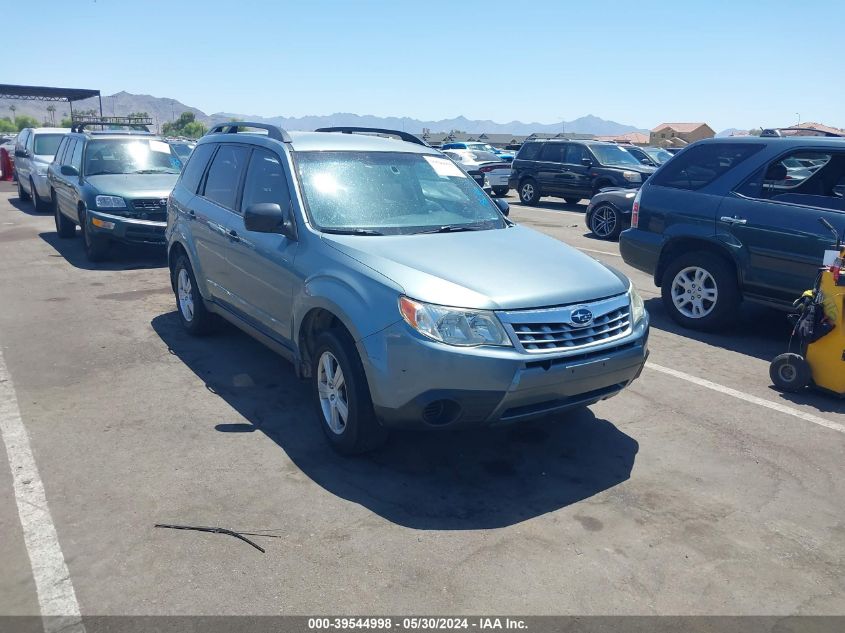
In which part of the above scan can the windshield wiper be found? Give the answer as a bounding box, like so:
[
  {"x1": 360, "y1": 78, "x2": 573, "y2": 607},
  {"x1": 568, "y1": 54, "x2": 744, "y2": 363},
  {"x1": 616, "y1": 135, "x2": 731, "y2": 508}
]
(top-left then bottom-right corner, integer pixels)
[
  {"x1": 415, "y1": 223, "x2": 490, "y2": 234},
  {"x1": 320, "y1": 227, "x2": 384, "y2": 236},
  {"x1": 132, "y1": 169, "x2": 178, "y2": 174}
]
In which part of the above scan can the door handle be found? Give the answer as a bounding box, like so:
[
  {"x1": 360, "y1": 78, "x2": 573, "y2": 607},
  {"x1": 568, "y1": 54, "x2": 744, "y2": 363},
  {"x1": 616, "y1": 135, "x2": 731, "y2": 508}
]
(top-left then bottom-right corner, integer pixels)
[
  {"x1": 185, "y1": 209, "x2": 196, "y2": 220},
  {"x1": 720, "y1": 216, "x2": 747, "y2": 225},
  {"x1": 226, "y1": 229, "x2": 240, "y2": 242}
]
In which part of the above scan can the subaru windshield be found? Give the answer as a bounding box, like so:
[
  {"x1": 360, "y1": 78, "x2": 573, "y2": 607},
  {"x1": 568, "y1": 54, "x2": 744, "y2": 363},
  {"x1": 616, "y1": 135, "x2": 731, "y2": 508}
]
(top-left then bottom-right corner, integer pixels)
[
  {"x1": 84, "y1": 139, "x2": 183, "y2": 176},
  {"x1": 296, "y1": 151, "x2": 506, "y2": 235},
  {"x1": 590, "y1": 144, "x2": 643, "y2": 167}
]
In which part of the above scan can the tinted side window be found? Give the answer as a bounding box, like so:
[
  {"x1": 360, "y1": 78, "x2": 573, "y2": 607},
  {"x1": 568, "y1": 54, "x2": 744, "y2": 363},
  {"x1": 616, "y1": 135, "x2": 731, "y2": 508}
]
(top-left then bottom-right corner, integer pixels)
[
  {"x1": 565, "y1": 144, "x2": 589, "y2": 164},
  {"x1": 202, "y1": 144, "x2": 250, "y2": 210},
  {"x1": 516, "y1": 143, "x2": 541, "y2": 161},
  {"x1": 71, "y1": 140, "x2": 84, "y2": 171},
  {"x1": 62, "y1": 140, "x2": 77, "y2": 166},
  {"x1": 241, "y1": 148, "x2": 291, "y2": 212},
  {"x1": 53, "y1": 138, "x2": 68, "y2": 163},
  {"x1": 539, "y1": 143, "x2": 565, "y2": 162},
  {"x1": 179, "y1": 143, "x2": 216, "y2": 195},
  {"x1": 651, "y1": 143, "x2": 764, "y2": 191},
  {"x1": 17, "y1": 130, "x2": 30, "y2": 150}
]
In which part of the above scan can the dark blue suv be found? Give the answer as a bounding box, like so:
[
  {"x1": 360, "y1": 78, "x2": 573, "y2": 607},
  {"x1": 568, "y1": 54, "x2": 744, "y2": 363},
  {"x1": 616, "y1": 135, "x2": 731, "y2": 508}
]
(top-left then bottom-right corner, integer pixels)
[{"x1": 619, "y1": 137, "x2": 845, "y2": 330}]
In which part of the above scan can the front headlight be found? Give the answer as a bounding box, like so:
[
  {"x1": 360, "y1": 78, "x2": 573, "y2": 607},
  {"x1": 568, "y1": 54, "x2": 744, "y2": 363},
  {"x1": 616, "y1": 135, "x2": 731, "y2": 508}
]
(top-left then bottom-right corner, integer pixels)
[
  {"x1": 629, "y1": 284, "x2": 646, "y2": 324},
  {"x1": 95, "y1": 195, "x2": 126, "y2": 209},
  {"x1": 622, "y1": 170, "x2": 642, "y2": 183},
  {"x1": 399, "y1": 296, "x2": 512, "y2": 347}
]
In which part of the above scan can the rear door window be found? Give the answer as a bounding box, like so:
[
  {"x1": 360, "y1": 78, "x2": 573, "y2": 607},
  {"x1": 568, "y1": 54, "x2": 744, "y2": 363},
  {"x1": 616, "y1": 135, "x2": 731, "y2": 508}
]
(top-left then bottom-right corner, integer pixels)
[
  {"x1": 539, "y1": 143, "x2": 565, "y2": 163},
  {"x1": 651, "y1": 143, "x2": 764, "y2": 190},
  {"x1": 202, "y1": 144, "x2": 250, "y2": 211},
  {"x1": 179, "y1": 143, "x2": 216, "y2": 195}
]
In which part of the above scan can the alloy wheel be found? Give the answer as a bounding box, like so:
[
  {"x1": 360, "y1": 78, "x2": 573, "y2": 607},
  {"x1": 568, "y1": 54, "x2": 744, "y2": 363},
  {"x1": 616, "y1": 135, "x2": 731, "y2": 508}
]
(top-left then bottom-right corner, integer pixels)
[
  {"x1": 177, "y1": 268, "x2": 194, "y2": 322},
  {"x1": 591, "y1": 206, "x2": 617, "y2": 238},
  {"x1": 317, "y1": 351, "x2": 349, "y2": 435},
  {"x1": 670, "y1": 266, "x2": 718, "y2": 318}
]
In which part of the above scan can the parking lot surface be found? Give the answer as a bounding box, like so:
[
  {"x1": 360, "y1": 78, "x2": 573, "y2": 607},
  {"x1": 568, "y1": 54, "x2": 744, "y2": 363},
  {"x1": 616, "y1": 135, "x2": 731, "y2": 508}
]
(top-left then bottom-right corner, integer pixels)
[{"x1": 1, "y1": 182, "x2": 844, "y2": 617}]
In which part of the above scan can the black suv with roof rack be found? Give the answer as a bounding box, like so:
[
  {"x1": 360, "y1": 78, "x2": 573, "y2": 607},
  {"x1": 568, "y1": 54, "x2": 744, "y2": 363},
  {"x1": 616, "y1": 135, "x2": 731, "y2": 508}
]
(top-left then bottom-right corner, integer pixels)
[
  {"x1": 508, "y1": 139, "x2": 657, "y2": 206},
  {"x1": 47, "y1": 116, "x2": 184, "y2": 261}
]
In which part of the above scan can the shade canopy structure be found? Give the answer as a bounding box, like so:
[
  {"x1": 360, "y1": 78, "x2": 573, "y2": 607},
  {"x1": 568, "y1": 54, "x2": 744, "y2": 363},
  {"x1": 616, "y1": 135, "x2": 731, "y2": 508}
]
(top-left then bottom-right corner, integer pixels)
[{"x1": 0, "y1": 84, "x2": 102, "y2": 117}]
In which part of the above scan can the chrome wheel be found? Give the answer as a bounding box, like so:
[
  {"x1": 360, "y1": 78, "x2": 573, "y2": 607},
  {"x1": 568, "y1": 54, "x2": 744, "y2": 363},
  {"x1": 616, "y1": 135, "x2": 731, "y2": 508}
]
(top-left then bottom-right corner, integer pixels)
[
  {"x1": 520, "y1": 182, "x2": 535, "y2": 202},
  {"x1": 317, "y1": 351, "x2": 348, "y2": 435},
  {"x1": 177, "y1": 268, "x2": 194, "y2": 322},
  {"x1": 671, "y1": 266, "x2": 718, "y2": 319},
  {"x1": 590, "y1": 205, "x2": 617, "y2": 238}
]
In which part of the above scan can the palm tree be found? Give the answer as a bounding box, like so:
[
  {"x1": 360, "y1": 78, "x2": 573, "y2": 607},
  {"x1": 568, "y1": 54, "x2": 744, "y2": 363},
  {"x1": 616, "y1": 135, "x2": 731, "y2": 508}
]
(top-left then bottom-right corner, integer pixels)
[
  {"x1": 9, "y1": 104, "x2": 16, "y2": 124},
  {"x1": 46, "y1": 105, "x2": 56, "y2": 125}
]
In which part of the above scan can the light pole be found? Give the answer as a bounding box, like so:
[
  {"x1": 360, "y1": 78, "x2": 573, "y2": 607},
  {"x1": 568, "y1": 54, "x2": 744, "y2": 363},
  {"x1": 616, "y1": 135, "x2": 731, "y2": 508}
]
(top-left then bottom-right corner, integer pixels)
[
  {"x1": 9, "y1": 105, "x2": 16, "y2": 124},
  {"x1": 796, "y1": 112, "x2": 800, "y2": 126}
]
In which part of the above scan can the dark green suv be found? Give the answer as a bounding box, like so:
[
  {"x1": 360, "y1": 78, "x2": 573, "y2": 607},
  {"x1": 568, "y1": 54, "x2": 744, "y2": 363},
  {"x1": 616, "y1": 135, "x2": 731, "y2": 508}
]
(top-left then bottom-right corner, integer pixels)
[{"x1": 47, "y1": 130, "x2": 183, "y2": 261}]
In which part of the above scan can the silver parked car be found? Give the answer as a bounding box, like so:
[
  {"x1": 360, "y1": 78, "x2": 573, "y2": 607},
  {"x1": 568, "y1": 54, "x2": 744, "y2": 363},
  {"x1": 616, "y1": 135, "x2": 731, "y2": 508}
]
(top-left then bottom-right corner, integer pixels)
[
  {"x1": 14, "y1": 127, "x2": 70, "y2": 211},
  {"x1": 167, "y1": 123, "x2": 650, "y2": 454}
]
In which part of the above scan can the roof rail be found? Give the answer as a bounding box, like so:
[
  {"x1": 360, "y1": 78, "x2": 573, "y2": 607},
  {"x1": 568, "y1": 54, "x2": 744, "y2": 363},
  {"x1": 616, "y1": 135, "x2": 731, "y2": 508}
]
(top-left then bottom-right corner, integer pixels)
[
  {"x1": 315, "y1": 126, "x2": 429, "y2": 147},
  {"x1": 70, "y1": 114, "x2": 153, "y2": 133},
  {"x1": 208, "y1": 122, "x2": 292, "y2": 143}
]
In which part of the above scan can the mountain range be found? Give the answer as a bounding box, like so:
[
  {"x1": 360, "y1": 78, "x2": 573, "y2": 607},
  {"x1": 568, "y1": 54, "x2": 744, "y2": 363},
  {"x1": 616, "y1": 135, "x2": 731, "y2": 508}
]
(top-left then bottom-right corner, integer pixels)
[{"x1": 0, "y1": 91, "x2": 648, "y2": 136}]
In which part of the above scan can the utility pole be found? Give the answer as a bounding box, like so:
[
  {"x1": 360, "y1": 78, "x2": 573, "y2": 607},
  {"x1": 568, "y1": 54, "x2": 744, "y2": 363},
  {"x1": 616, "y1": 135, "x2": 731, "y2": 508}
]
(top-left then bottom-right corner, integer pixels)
[
  {"x1": 9, "y1": 105, "x2": 16, "y2": 124},
  {"x1": 795, "y1": 112, "x2": 800, "y2": 126}
]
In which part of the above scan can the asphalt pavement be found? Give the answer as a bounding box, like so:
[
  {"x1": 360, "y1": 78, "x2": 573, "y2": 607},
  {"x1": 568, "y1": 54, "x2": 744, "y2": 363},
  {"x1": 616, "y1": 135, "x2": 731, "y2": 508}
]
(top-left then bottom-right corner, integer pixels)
[{"x1": 1, "y1": 182, "x2": 843, "y2": 619}]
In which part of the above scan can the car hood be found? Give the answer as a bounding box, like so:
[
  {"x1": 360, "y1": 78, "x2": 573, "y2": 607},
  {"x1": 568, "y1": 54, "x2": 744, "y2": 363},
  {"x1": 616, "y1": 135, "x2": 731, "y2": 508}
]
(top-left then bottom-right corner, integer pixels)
[
  {"x1": 85, "y1": 173, "x2": 179, "y2": 198},
  {"x1": 322, "y1": 225, "x2": 629, "y2": 310}
]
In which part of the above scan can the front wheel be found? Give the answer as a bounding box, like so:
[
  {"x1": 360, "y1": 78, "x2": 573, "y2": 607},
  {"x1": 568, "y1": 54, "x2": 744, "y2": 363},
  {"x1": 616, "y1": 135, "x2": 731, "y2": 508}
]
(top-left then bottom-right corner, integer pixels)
[
  {"x1": 492, "y1": 187, "x2": 509, "y2": 197},
  {"x1": 31, "y1": 179, "x2": 48, "y2": 212},
  {"x1": 17, "y1": 178, "x2": 30, "y2": 202},
  {"x1": 312, "y1": 329, "x2": 387, "y2": 455},
  {"x1": 54, "y1": 194, "x2": 76, "y2": 238},
  {"x1": 769, "y1": 353, "x2": 811, "y2": 393},
  {"x1": 588, "y1": 203, "x2": 622, "y2": 240},
  {"x1": 81, "y1": 212, "x2": 110, "y2": 262},
  {"x1": 519, "y1": 179, "x2": 541, "y2": 206},
  {"x1": 564, "y1": 196, "x2": 581, "y2": 205},
  {"x1": 660, "y1": 251, "x2": 739, "y2": 331}
]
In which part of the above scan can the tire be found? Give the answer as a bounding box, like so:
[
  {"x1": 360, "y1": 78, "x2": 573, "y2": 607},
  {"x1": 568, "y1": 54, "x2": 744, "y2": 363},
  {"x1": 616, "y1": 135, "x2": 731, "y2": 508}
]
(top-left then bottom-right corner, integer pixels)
[
  {"x1": 312, "y1": 329, "x2": 388, "y2": 455},
  {"x1": 588, "y1": 203, "x2": 622, "y2": 240},
  {"x1": 493, "y1": 187, "x2": 509, "y2": 197},
  {"x1": 172, "y1": 254, "x2": 215, "y2": 336},
  {"x1": 31, "y1": 179, "x2": 48, "y2": 212},
  {"x1": 54, "y1": 193, "x2": 76, "y2": 238},
  {"x1": 564, "y1": 196, "x2": 581, "y2": 205},
  {"x1": 17, "y1": 178, "x2": 30, "y2": 202},
  {"x1": 81, "y1": 210, "x2": 110, "y2": 262},
  {"x1": 660, "y1": 251, "x2": 740, "y2": 331},
  {"x1": 518, "y1": 179, "x2": 541, "y2": 205},
  {"x1": 769, "y1": 353, "x2": 811, "y2": 393}
]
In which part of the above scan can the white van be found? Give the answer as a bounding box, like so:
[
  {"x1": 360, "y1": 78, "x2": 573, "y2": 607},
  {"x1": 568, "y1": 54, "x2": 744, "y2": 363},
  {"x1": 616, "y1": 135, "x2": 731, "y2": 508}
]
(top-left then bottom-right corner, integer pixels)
[{"x1": 15, "y1": 127, "x2": 70, "y2": 210}]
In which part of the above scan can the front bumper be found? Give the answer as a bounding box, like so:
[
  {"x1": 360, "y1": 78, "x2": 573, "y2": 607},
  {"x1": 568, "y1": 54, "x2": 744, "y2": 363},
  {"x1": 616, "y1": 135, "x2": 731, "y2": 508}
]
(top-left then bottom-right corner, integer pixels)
[
  {"x1": 360, "y1": 316, "x2": 649, "y2": 429},
  {"x1": 86, "y1": 209, "x2": 166, "y2": 245}
]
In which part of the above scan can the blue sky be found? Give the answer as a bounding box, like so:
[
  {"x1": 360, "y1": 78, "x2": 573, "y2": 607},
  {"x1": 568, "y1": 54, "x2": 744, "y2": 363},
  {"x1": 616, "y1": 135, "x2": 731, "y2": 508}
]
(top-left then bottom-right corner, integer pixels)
[{"x1": 6, "y1": 0, "x2": 844, "y2": 131}]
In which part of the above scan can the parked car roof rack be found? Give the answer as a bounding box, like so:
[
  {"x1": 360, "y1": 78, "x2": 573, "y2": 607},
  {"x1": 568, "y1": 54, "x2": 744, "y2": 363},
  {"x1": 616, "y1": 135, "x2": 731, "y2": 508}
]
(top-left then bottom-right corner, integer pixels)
[
  {"x1": 70, "y1": 114, "x2": 153, "y2": 133},
  {"x1": 315, "y1": 126, "x2": 429, "y2": 147},
  {"x1": 208, "y1": 122, "x2": 292, "y2": 143}
]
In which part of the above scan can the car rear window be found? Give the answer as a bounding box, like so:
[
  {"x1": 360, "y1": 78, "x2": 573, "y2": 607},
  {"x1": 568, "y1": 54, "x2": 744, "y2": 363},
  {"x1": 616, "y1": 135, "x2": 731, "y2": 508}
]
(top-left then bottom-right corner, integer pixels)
[{"x1": 650, "y1": 143, "x2": 764, "y2": 191}]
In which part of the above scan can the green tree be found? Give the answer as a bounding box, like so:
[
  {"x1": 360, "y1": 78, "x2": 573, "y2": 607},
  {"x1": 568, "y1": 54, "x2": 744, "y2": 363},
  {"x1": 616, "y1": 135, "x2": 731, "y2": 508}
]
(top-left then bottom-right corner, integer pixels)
[
  {"x1": 161, "y1": 111, "x2": 207, "y2": 139},
  {"x1": 60, "y1": 117, "x2": 73, "y2": 128},
  {"x1": 0, "y1": 117, "x2": 15, "y2": 133},
  {"x1": 14, "y1": 115, "x2": 39, "y2": 131}
]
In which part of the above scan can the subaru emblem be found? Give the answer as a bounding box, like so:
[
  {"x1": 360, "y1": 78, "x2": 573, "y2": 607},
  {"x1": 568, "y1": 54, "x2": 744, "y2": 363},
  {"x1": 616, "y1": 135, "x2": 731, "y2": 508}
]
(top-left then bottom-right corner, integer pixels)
[
  {"x1": 570, "y1": 307, "x2": 594, "y2": 327},
  {"x1": 159, "y1": 198, "x2": 168, "y2": 206}
]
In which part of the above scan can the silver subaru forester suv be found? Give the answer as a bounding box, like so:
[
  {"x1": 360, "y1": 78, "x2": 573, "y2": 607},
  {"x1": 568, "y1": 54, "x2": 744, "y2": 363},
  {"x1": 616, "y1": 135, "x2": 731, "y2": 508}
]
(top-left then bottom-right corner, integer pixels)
[{"x1": 166, "y1": 123, "x2": 649, "y2": 454}]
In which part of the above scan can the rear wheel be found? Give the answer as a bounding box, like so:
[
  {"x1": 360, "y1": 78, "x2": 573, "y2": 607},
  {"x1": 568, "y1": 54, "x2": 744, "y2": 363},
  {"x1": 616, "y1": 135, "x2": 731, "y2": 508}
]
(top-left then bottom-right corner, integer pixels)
[
  {"x1": 660, "y1": 251, "x2": 739, "y2": 331},
  {"x1": 588, "y1": 203, "x2": 622, "y2": 240},
  {"x1": 312, "y1": 329, "x2": 387, "y2": 455},
  {"x1": 769, "y1": 353, "x2": 811, "y2": 393},
  {"x1": 54, "y1": 193, "x2": 76, "y2": 238},
  {"x1": 81, "y1": 211, "x2": 110, "y2": 262},
  {"x1": 31, "y1": 179, "x2": 48, "y2": 212},
  {"x1": 519, "y1": 179, "x2": 541, "y2": 205},
  {"x1": 564, "y1": 196, "x2": 581, "y2": 205},
  {"x1": 493, "y1": 187, "x2": 509, "y2": 197},
  {"x1": 17, "y1": 178, "x2": 30, "y2": 202},
  {"x1": 173, "y1": 254, "x2": 215, "y2": 336}
]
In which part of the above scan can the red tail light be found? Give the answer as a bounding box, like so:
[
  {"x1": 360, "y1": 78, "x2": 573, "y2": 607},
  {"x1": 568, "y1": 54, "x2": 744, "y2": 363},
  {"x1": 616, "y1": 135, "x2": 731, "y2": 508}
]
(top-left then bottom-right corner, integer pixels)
[
  {"x1": 833, "y1": 256, "x2": 843, "y2": 283},
  {"x1": 479, "y1": 164, "x2": 507, "y2": 173},
  {"x1": 631, "y1": 189, "x2": 642, "y2": 228}
]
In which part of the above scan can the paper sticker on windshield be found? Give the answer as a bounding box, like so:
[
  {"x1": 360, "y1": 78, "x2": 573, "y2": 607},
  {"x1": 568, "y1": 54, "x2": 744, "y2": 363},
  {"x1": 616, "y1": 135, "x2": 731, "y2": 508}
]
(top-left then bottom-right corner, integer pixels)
[
  {"x1": 424, "y1": 155, "x2": 466, "y2": 178},
  {"x1": 150, "y1": 140, "x2": 171, "y2": 154}
]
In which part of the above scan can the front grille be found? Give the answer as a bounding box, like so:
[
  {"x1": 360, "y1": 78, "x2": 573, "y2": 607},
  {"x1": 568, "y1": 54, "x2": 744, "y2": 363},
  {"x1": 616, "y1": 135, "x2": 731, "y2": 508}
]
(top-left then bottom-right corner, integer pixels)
[
  {"x1": 500, "y1": 294, "x2": 632, "y2": 354},
  {"x1": 129, "y1": 198, "x2": 167, "y2": 222}
]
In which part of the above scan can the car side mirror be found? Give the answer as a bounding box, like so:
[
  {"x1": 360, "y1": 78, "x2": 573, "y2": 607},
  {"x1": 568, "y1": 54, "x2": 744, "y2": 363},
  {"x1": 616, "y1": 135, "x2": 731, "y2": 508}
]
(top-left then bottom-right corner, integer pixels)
[
  {"x1": 641, "y1": 159, "x2": 650, "y2": 165},
  {"x1": 60, "y1": 165, "x2": 79, "y2": 177},
  {"x1": 581, "y1": 157, "x2": 593, "y2": 167},
  {"x1": 494, "y1": 197, "x2": 510, "y2": 216},
  {"x1": 15, "y1": 148, "x2": 29, "y2": 158},
  {"x1": 244, "y1": 202, "x2": 297, "y2": 240}
]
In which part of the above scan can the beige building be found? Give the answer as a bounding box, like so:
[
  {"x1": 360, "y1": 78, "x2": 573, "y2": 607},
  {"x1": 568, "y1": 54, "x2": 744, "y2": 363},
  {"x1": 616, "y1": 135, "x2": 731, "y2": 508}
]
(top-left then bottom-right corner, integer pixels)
[{"x1": 649, "y1": 122, "x2": 715, "y2": 148}]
